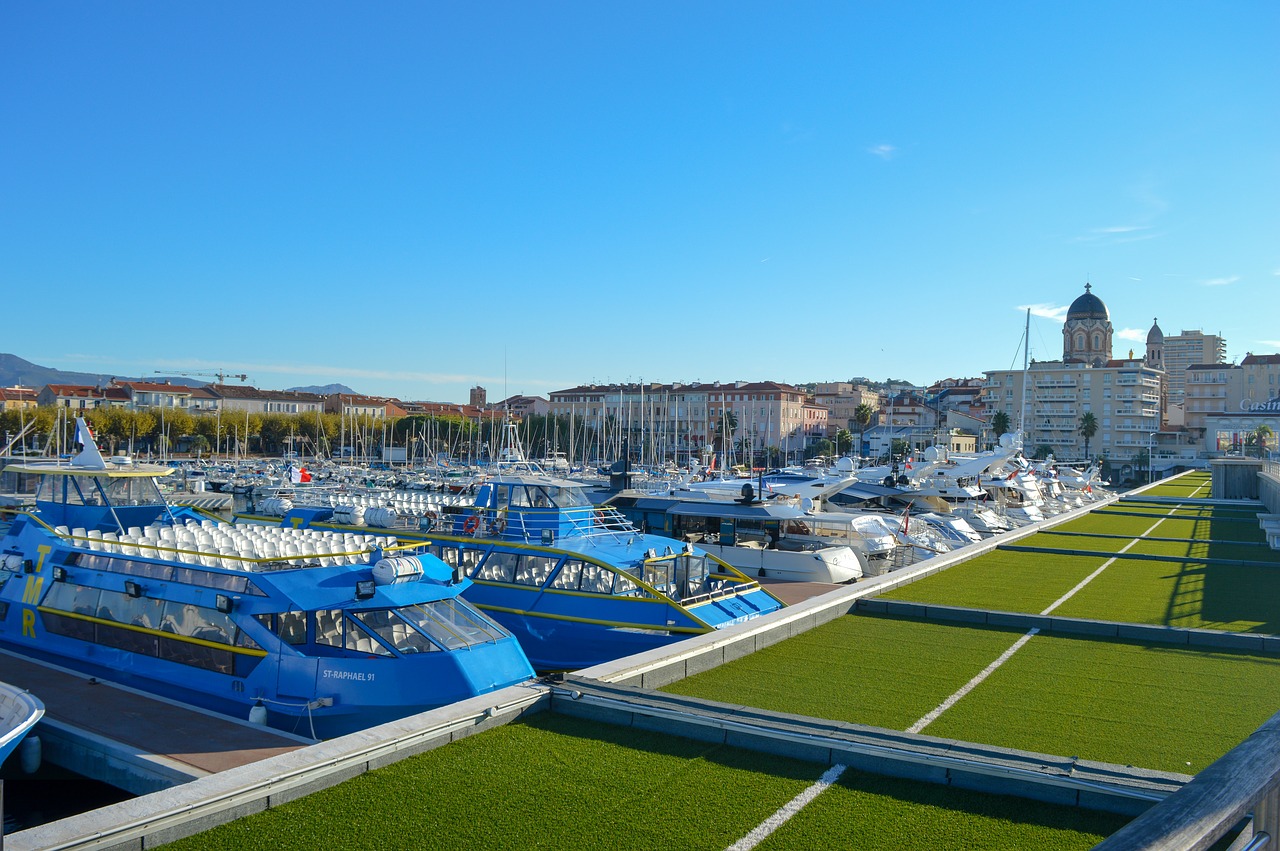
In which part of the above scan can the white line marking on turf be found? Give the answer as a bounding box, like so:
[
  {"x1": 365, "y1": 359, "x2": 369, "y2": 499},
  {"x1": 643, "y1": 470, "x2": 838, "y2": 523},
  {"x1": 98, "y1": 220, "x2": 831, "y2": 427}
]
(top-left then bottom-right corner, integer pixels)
[
  {"x1": 726, "y1": 490, "x2": 1205, "y2": 847},
  {"x1": 1040, "y1": 515, "x2": 1167, "y2": 614},
  {"x1": 907, "y1": 627, "x2": 1040, "y2": 734},
  {"x1": 726, "y1": 763, "x2": 847, "y2": 851},
  {"x1": 907, "y1": 504, "x2": 1182, "y2": 734}
]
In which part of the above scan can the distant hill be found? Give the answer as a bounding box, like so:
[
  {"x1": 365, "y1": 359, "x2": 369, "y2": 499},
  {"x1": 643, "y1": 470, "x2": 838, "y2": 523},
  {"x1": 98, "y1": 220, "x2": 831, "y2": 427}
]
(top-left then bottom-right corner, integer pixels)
[
  {"x1": 287, "y1": 383, "x2": 358, "y2": 396},
  {"x1": 1, "y1": 354, "x2": 229, "y2": 390},
  {"x1": 0, "y1": 353, "x2": 113, "y2": 388}
]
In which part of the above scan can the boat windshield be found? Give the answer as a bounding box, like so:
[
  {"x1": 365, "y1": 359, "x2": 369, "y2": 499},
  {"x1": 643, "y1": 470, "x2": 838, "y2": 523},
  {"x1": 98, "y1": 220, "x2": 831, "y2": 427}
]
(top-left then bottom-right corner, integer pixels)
[
  {"x1": 353, "y1": 600, "x2": 508, "y2": 654},
  {"x1": 501, "y1": 484, "x2": 591, "y2": 509},
  {"x1": 36, "y1": 474, "x2": 165, "y2": 508}
]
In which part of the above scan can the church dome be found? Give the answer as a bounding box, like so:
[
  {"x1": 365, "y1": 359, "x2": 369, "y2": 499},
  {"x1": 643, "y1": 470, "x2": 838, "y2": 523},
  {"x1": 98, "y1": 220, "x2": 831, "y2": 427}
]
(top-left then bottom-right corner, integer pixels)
[
  {"x1": 1147, "y1": 318, "x2": 1164, "y2": 343},
  {"x1": 1066, "y1": 283, "x2": 1109, "y2": 320}
]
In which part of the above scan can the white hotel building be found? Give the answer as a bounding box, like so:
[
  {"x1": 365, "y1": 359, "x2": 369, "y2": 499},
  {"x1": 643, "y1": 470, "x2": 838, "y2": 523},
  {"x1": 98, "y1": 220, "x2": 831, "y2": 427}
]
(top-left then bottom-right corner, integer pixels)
[{"x1": 982, "y1": 284, "x2": 1163, "y2": 468}]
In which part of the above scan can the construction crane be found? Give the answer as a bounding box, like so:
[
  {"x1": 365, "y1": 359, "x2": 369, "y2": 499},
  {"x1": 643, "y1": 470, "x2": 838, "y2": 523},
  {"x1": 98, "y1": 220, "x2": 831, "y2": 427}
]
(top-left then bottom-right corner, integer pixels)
[{"x1": 154, "y1": 370, "x2": 249, "y2": 385}]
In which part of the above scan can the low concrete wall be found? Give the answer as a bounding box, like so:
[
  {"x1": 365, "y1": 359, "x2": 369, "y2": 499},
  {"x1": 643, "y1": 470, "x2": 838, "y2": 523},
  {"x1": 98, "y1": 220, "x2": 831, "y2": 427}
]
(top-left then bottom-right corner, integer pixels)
[
  {"x1": 1260, "y1": 465, "x2": 1280, "y2": 516},
  {"x1": 553, "y1": 676, "x2": 1184, "y2": 817},
  {"x1": 37, "y1": 719, "x2": 207, "y2": 797},
  {"x1": 857, "y1": 599, "x2": 1280, "y2": 654},
  {"x1": 1212, "y1": 458, "x2": 1264, "y2": 500},
  {"x1": 7, "y1": 684, "x2": 549, "y2": 851}
]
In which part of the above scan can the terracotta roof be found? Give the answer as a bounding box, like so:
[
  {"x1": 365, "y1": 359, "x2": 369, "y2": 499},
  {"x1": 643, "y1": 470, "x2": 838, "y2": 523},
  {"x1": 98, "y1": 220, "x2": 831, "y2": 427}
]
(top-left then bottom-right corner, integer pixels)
[
  {"x1": 1242, "y1": 354, "x2": 1280, "y2": 365},
  {"x1": 551, "y1": 380, "x2": 803, "y2": 396},
  {"x1": 42, "y1": 384, "x2": 104, "y2": 397},
  {"x1": 116, "y1": 381, "x2": 193, "y2": 394},
  {"x1": 209, "y1": 385, "x2": 324, "y2": 403}
]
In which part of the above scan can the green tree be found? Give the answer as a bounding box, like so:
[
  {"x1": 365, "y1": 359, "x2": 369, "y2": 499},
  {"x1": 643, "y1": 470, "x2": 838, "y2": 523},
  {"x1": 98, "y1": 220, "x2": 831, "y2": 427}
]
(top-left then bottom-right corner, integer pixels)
[
  {"x1": 189, "y1": 433, "x2": 210, "y2": 457},
  {"x1": 1078, "y1": 411, "x2": 1099, "y2": 462},
  {"x1": 1032, "y1": 444, "x2": 1055, "y2": 461},
  {"x1": 258, "y1": 414, "x2": 292, "y2": 455},
  {"x1": 805, "y1": 439, "x2": 835, "y2": 460},
  {"x1": 992, "y1": 411, "x2": 1011, "y2": 439},
  {"x1": 835, "y1": 429, "x2": 853, "y2": 455},
  {"x1": 853, "y1": 403, "x2": 874, "y2": 458}
]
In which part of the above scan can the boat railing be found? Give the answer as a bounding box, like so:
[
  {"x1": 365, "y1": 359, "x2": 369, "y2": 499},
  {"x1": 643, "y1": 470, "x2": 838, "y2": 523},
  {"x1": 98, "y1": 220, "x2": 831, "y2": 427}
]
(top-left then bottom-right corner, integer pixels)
[
  {"x1": 481, "y1": 504, "x2": 639, "y2": 546},
  {"x1": 674, "y1": 577, "x2": 763, "y2": 607}
]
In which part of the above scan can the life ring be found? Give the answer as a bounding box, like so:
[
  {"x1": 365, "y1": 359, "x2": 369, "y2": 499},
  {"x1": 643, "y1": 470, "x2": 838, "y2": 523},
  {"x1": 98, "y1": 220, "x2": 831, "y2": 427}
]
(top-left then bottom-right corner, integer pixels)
[{"x1": 463, "y1": 516, "x2": 480, "y2": 535}]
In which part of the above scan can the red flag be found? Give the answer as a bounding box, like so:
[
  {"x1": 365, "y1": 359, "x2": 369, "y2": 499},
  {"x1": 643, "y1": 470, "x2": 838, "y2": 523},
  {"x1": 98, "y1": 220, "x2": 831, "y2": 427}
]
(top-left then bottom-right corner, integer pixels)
[{"x1": 300, "y1": 467, "x2": 312, "y2": 483}]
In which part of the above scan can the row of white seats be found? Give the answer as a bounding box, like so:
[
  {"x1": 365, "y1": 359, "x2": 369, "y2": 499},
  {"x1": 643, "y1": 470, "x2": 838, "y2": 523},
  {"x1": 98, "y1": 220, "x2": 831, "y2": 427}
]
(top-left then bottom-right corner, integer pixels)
[{"x1": 57, "y1": 522, "x2": 397, "y2": 570}]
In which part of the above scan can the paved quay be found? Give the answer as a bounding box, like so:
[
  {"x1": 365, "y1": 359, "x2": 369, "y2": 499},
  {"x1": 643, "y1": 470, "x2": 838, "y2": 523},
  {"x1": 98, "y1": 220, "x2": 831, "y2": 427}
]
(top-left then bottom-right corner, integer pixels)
[{"x1": 0, "y1": 649, "x2": 310, "y2": 795}]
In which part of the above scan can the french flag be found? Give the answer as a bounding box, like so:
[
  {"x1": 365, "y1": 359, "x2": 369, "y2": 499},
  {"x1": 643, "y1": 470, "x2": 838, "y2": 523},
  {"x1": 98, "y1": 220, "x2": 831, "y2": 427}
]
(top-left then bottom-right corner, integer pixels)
[{"x1": 76, "y1": 419, "x2": 96, "y2": 447}]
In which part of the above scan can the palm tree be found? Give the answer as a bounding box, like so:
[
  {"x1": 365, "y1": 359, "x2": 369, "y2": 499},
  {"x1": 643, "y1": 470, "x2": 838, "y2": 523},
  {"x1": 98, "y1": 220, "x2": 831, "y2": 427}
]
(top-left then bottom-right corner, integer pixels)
[
  {"x1": 1078, "y1": 412, "x2": 1099, "y2": 462},
  {"x1": 1248, "y1": 424, "x2": 1274, "y2": 458},
  {"x1": 992, "y1": 411, "x2": 1011, "y2": 439},
  {"x1": 853, "y1": 403, "x2": 874, "y2": 460},
  {"x1": 713, "y1": 409, "x2": 738, "y2": 458}
]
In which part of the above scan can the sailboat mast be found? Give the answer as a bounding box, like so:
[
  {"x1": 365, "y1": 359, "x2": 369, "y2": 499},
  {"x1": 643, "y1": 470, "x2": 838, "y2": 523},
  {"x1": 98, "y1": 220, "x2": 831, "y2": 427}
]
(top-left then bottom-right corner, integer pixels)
[{"x1": 1018, "y1": 307, "x2": 1031, "y2": 441}]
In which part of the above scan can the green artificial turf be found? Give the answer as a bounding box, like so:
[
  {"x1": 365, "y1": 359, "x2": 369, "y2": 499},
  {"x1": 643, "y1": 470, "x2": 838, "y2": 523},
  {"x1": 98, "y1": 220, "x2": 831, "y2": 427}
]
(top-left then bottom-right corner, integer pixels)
[
  {"x1": 884, "y1": 534, "x2": 1280, "y2": 631},
  {"x1": 880, "y1": 549, "x2": 1105, "y2": 613},
  {"x1": 165, "y1": 712, "x2": 820, "y2": 851},
  {"x1": 1050, "y1": 559, "x2": 1280, "y2": 633},
  {"x1": 757, "y1": 767, "x2": 1127, "y2": 851},
  {"x1": 1052, "y1": 513, "x2": 1173, "y2": 537},
  {"x1": 924, "y1": 633, "x2": 1280, "y2": 774},
  {"x1": 161, "y1": 710, "x2": 1127, "y2": 851},
  {"x1": 1130, "y1": 538, "x2": 1280, "y2": 565},
  {"x1": 662, "y1": 613, "x2": 1029, "y2": 730}
]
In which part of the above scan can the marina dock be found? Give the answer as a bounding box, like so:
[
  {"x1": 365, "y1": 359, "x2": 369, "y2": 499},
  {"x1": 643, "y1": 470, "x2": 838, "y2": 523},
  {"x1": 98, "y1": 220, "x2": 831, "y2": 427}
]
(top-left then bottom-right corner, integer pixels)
[{"x1": 0, "y1": 650, "x2": 309, "y2": 795}]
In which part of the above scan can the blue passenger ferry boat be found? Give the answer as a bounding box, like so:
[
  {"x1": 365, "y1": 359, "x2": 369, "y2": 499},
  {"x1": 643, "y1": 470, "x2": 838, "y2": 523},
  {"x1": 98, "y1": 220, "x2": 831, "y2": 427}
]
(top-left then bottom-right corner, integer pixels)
[
  {"x1": 0, "y1": 421, "x2": 534, "y2": 739},
  {"x1": 253, "y1": 427, "x2": 785, "y2": 671}
]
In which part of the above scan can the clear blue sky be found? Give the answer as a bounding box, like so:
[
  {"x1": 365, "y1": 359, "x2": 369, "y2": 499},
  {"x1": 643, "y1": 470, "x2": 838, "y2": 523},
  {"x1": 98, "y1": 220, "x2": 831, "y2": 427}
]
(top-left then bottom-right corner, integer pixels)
[{"x1": 3, "y1": 2, "x2": 1276, "y2": 401}]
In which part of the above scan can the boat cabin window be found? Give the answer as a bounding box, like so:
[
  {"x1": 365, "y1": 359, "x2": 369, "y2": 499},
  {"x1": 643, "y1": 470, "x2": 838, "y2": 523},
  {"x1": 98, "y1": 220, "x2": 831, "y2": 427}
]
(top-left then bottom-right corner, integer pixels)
[
  {"x1": 313, "y1": 609, "x2": 393, "y2": 656},
  {"x1": 427, "y1": 545, "x2": 482, "y2": 581},
  {"x1": 69, "y1": 555, "x2": 266, "y2": 596},
  {"x1": 277, "y1": 611, "x2": 307, "y2": 645},
  {"x1": 547, "y1": 559, "x2": 644, "y2": 596},
  {"x1": 549, "y1": 560, "x2": 613, "y2": 594},
  {"x1": 548, "y1": 486, "x2": 589, "y2": 508},
  {"x1": 353, "y1": 609, "x2": 440, "y2": 654},
  {"x1": 37, "y1": 474, "x2": 164, "y2": 507},
  {"x1": 473, "y1": 549, "x2": 562, "y2": 587},
  {"x1": 42, "y1": 582, "x2": 261, "y2": 675},
  {"x1": 643, "y1": 553, "x2": 711, "y2": 599},
  {"x1": 549, "y1": 559, "x2": 581, "y2": 590},
  {"x1": 474, "y1": 551, "x2": 518, "y2": 583},
  {"x1": 512, "y1": 554, "x2": 559, "y2": 587},
  {"x1": 396, "y1": 600, "x2": 508, "y2": 650}
]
